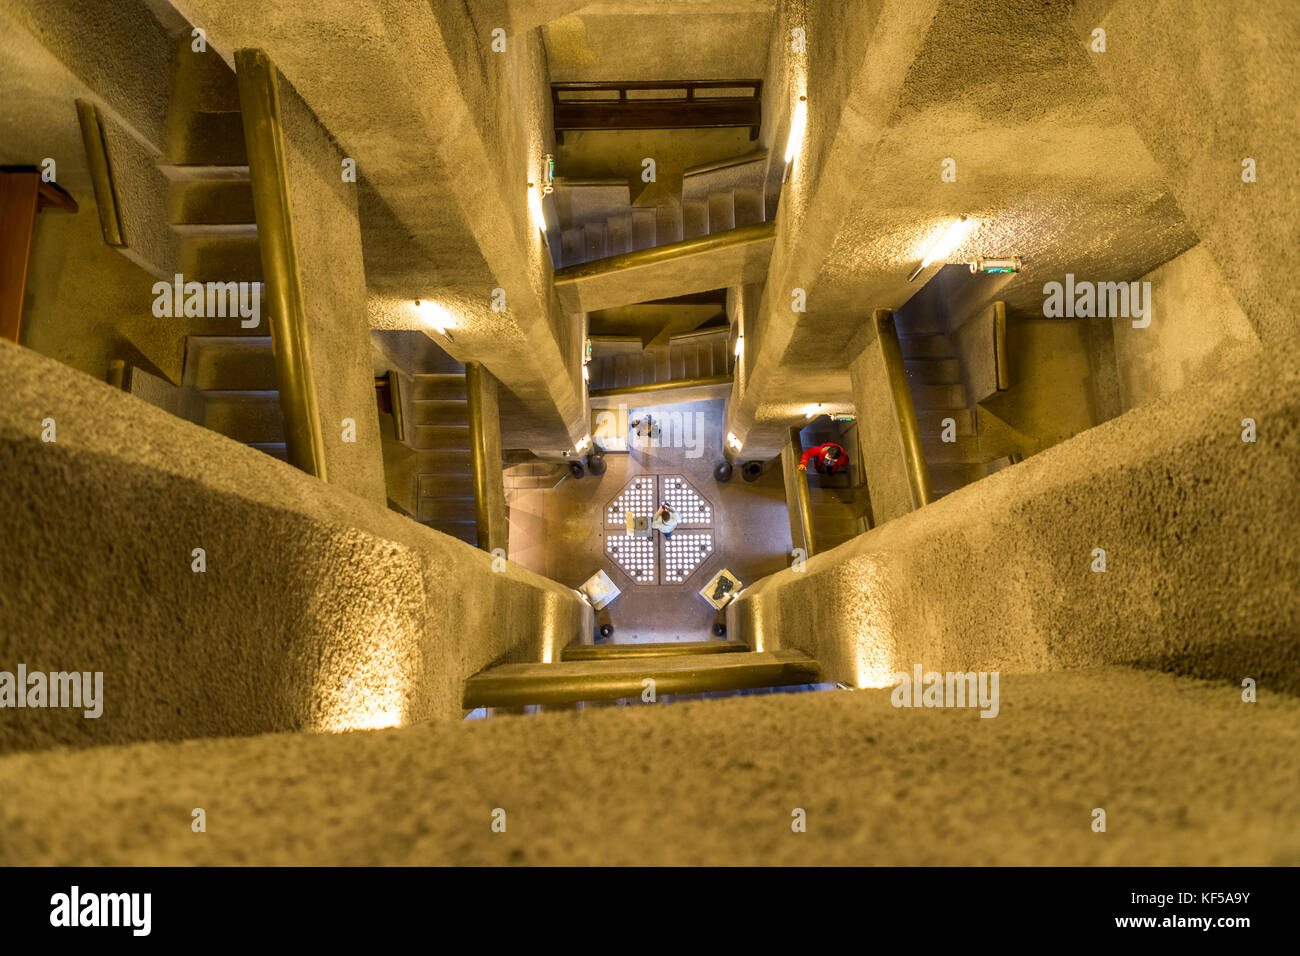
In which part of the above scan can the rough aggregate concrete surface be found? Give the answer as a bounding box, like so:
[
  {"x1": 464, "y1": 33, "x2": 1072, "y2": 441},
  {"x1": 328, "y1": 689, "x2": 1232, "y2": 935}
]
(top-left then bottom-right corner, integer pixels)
[{"x1": 0, "y1": 669, "x2": 1295, "y2": 866}]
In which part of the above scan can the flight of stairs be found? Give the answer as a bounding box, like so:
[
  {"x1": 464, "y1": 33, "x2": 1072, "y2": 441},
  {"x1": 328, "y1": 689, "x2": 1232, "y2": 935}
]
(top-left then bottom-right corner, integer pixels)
[
  {"x1": 553, "y1": 152, "x2": 771, "y2": 268},
  {"x1": 163, "y1": 42, "x2": 277, "y2": 458},
  {"x1": 410, "y1": 371, "x2": 477, "y2": 545},
  {"x1": 587, "y1": 327, "x2": 731, "y2": 393},
  {"x1": 900, "y1": 332, "x2": 1002, "y2": 499},
  {"x1": 161, "y1": 40, "x2": 262, "y2": 291},
  {"x1": 180, "y1": 335, "x2": 284, "y2": 460}
]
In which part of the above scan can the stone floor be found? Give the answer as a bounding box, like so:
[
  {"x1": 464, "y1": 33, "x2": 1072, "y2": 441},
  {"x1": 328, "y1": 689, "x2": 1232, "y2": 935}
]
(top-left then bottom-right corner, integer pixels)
[{"x1": 506, "y1": 398, "x2": 792, "y2": 642}]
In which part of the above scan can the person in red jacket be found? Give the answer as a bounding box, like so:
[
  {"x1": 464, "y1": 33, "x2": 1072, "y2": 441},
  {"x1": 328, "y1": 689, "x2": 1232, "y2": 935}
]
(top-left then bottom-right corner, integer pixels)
[{"x1": 798, "y1": 442, "x2": 847, "y2": 475}]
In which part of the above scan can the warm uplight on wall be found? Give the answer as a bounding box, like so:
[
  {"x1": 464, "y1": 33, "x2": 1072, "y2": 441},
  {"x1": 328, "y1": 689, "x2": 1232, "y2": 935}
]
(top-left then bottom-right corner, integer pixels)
[
  {"x1": 784, "y1": 95, "x2": 808, "y2": 166},
  {"x1": 803, "y1": 403, "x2": 824, "y2": 419},
  {"x1": 909, "y1": 216, "x2": 972, "y2": 281},
  {"x1": 528, "y1": 182, "x2": 546, "y2": 232},
  {"x1": 582, "y1": 363, "x2": 590, "y2": 382},
  {"x1": 414, "y1": 299, "x2": 455, "y2": 343},
  {"x1": 727, "y1": 432, "x2": 743, "y2": 452},
  {"x1": 576, "y1": 435, "x2": 591, "y2": 453},
  {"x1": 734, "y1": 335, "x2": 744, "y2": 359}
]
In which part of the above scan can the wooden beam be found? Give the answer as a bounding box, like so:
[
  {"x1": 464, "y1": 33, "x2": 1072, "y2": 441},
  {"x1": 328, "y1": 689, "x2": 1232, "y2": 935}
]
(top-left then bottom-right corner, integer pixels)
[{"x1": 0, "y1": 170, "x2": 78, "y2": 344}]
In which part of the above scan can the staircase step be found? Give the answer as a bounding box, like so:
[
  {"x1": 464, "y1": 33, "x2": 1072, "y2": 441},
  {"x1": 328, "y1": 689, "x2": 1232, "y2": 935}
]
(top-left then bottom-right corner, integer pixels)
[
  {"x1": 427, "y1": 520, "x2": 478, "y2": 545},
  {"x1": 582, "y1": 221, "x2": 606, "y2": 261},
  {"x1": 411, "y1": 374, "x2": 467, "y2": 401},
  {"x1": 412, "y1": 424, "x2": 470, "y2": 452},
  {"x1": 248, "y1": 441, "x2": 288, "y2": 462},
  {"x1": 909, "y1": 383, "x2": 967, "y2": 409},
  {"x1": 733, "y1": 186, "x2": 765, "y2": 227},
  {"x1": 630, "y1": 208, "x2": 656, "y2": 250},
  {"x1": 179, "y1": 234, "x2": 262, "y2": 282},
  {"x1": 904, "y1": 357, "x2": 961, "y2": 385},
  {"x1": 922, "y1": 434, "x2": 987, "y2": 464},
  {"x1": 681, "y1": 200, "x2": 708, "y2": 239},
  {"x1": 182, "y1": 335, "x2": 275, "y2": 390},
  {"x1": 418, "y1": 474, "x2": 475, "y2": 498},
  {"x1": 564, "y1": 640, "x2": 750, "y2": 660},
  {"x1": 199, "y1": 389, "x2": 283, "y2": 444},
  {"x1": 168, "y1": 178, "x2": 255, "y2": 225},
  {"x1": 606, "y1": 214, "x2": 631, "y2": 256},
  {"x1": 410, "y1": 400, "x2": 469, "y2": 427},
  {"x1": 463, "y1": 649, "x2": 822, "y2": 708},
  {"x1": 898, "y1": 334, "x2": 955, "y2": 360},
  {"x1": 655, "y1": 203, "x2": 682, "y2": 245},
  {"x1": 418, "y1": 496, "x2": 476, "y2": 522},
  {"x1": 414, "y1": 449, "x2": 473, "y2": 474},
  {"x1": 156, "y1": 164, "x2": 251, "y2": 182},
  {"x1": 928, "y1": 461, "x2": 986, "y2": 496},
  {"x1": 561, "y1": 227, "x2": 583, "y2": 265},
  {"x1": 162, "y1": 109, "x2": 249, "y2": 166},
  {"x1": 707, "y1": 191, "x2": 736, "y2": 233},
  {"x1": 916, "y1": 408, "x2": 974, "y2": 437}
]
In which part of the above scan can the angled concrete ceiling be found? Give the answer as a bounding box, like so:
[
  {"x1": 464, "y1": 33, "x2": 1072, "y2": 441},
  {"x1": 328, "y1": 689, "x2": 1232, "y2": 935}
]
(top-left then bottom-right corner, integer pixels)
[{"x1": 729, "y1": 0, "x2": 1200, "y2": 454}]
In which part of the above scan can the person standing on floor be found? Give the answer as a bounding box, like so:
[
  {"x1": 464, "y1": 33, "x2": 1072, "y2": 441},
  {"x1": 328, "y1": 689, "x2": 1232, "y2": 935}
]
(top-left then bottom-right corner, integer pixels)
[{"x1": 652, "y1": 502, "x2": 680, "y2": 539}]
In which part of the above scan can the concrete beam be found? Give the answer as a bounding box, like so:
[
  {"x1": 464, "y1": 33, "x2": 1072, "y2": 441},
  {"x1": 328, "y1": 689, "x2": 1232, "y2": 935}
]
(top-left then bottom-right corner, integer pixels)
[{"x1": 1070, "y1": 0, "x2": 1300, "y2": 347}]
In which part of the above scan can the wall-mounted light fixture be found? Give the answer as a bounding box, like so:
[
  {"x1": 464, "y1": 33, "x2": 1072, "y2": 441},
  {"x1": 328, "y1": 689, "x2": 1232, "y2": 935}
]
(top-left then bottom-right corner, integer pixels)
[
  {"x1": 802, "y1": 403, "x2": 824, "y2": 419},
  {"x1": 968, "y1": 257, "x2": 1021, "y2": 275},
  {"x1": 726, "y1": 432, "x2": 743, "y2": 452},
  {"x1": 782, "y1": 95, "x2": 808, "y2": 183},
  {"x1": 542, "y1": 154, "x2": 555, "y2": 195},
  {"x1": 414, "y1": 299, "x2": 454, "y2": 343},
  {"x1": 908, "y1": 216, "x2": 972, "y2": 282},
  {"x1": 734, "y1": 334, "x2": 744, "y2": 359}
]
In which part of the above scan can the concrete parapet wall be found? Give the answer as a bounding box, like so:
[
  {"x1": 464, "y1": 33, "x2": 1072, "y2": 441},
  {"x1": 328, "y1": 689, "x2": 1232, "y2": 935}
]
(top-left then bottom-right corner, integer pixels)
[
  {"x1": 731, "y1": 342, "x2": 1300, "y2": 692},
  {"x1": 0, "y1": 342, "x2": 589, "y2": 752}
]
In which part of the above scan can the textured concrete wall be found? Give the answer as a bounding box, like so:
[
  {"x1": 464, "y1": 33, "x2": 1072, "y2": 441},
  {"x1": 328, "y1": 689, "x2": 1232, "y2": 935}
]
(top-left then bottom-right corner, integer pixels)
[
  {"x1": 272, "y1": 69, "x2": 387, "y2": 506},
  {"x1": 732, "y1": 340, "x2": 1300, "y2": 692},
  {"x1": 0, "y1": 342, "x2": 590, "y2": 752},
  {"x1": 2, "y1": 668, "x2": 1296, "y2": 865},
  {"x1": 1073, "y1": 0, "x2": 1300, "y2": 347},
  {"x1": 1113, "y1": 244, "x2": 1261, "y2": 413}
]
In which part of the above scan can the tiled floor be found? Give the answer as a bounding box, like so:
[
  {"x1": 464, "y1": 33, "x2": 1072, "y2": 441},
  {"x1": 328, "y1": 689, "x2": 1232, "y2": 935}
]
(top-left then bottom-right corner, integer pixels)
[{"x1": 506, "y1": 399, "x2": 793, "y2": 642}]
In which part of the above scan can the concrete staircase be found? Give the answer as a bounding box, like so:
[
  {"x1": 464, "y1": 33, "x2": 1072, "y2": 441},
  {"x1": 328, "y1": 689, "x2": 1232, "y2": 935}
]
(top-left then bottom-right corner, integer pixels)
[
  {"x1": 180, "y1": 335, "x2": 284, "y2": 460},
  {"x1": 899, "y1": 332, "x2": 1007, "y2": 499},
  {"x1": 410, "y1": 371, "x2": 477, "y2": 545},
  {"x1": 587, "y1": 327, "x2": 731, "y2": 394},
  {"x1": 553, "y1": 152, "x2": 770, "y2": 268},
  {"x1": 160, "y1": 41, "x2": 262, "y2": 287}
]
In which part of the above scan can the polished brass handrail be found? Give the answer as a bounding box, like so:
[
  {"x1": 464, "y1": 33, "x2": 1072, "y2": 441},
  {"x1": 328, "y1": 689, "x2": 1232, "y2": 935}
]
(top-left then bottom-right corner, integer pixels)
[
  {"x1": 553, "y1": 220, "x2": 776, "y2": 284},
  {"x1": 876, "y1": 308, "x2": 933, "y2": 508},
  {"x1": 234, "y1": 49, "x2": 327, "y2": 481},
  {"x1": 789, "y1": 425, "x2": 819, "y2": 556},
  {"x1": 464, "y1": 362, "x2": 492, "y2": 551},
  {"x1": 587, "y1": 373, "x2": 731, "y2": 399},
  {"x1": 74, "y1": 101, "x2": 124, "y2": 247}
]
